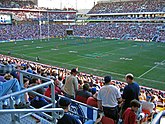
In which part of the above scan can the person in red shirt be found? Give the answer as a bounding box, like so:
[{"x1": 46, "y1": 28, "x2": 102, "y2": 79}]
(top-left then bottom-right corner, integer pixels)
[
  {"x1": 122, "y1": 99, "x2": 141, "y2": 124},
  {"x1": 87, "y1": 87, "x2": 98, "y2": 108},
  {"x1": 45, "y1": 77, "x2": 63, "y2": 98}
]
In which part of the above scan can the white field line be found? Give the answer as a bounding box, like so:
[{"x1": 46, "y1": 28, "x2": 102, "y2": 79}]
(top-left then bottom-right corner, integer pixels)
[
  {"x1": 144, "y1": 65, "x2": 165, "y2": 70},
  {"x1": 138, "y1": 60, "x2": 165, "y2": 78},
  {"x1": 1, "y1": 51, "x2": 164, "y2": 85},
  {"x1": 18, "y1": 54, "x2": 165, "y2": 84}
]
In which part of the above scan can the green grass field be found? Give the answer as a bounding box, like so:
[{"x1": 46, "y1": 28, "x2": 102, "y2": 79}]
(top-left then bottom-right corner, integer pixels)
[{"x1": 0, "y1": 38, "x2": 165, "y2": 90}]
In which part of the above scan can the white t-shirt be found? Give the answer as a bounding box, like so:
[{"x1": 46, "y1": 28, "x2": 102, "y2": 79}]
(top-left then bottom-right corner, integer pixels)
[
  {"x1": 97, "y1": 85, "x2": 121, "y2": 107},
  {"x1": 141, "y1": 100, "x2": 155, "y2": 113}
]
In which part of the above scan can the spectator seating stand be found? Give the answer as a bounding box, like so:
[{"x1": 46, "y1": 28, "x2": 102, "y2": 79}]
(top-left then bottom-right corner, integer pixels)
[{"x1": 0, "y1": 69, "x2": 100, "y2": 124}]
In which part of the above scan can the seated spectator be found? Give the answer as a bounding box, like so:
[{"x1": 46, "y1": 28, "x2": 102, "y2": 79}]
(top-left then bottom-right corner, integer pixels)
[
  {"x1": 76, "y1": 83, "x2": 92, "y2": 104},
  {"x1": 30, "y1": 77, "x2": 41, "y2": 86},
  {"x1": 0, "y1": 61, "x2": 16, "y2": 76},
  {"x1": 4, "y1": 73, "x2": 13, "y2": 80},
  {"x1": 122, "y1": 99, "x2": 141, "y2": 124},
  {"x1": 58, "y1": 76, "x2": 63, "y2": 89},
  {"x1": 22, "y1": 78, "x2": 30, "y2": 104},
  {"x1": 57, "y1": 97, "x2": 81, "y2": 124},
  {"x1": 141, "y1": 96, "x2": 155, "y2": 122},
  {"x1": 30, "y1": 88, "x2": 49, "y2": 108},
  {"x1": 0, "y1": 75, "x2": 6, "y2": 82},
  {"x1": 86, "y1": 87, "x2": 98, "y2": 108},
  {"x1": 45, "y1": 77, "x2": 63, "y2": 98},
  {"x1": 28, "y1": 77, "x2": 42, "y2": 100},
  {"x1": 0, "y1": 78, "x2": 27, "y2": 109}
]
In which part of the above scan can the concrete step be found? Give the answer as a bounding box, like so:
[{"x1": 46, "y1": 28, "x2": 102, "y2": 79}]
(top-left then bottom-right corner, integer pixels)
[{"x1": 0, "y1": 113, "x2": 52, "y2": 124}]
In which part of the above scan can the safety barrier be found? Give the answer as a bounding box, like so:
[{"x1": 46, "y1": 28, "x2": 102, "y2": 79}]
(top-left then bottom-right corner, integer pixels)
[
  {"x1": 0, "y1": 70, "x2": 64, "y2": 124},
  {"x1": 151, "y1": 111, "x2": 165, "y2": 124},
  {"x1": 59, "y1": 95, "x2": 99, "y2": 123}
]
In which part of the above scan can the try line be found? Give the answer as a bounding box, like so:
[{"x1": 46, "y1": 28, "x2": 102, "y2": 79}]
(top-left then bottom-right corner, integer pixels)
[{"x1": 138, "y1": 59, "x2": 165, "y2": 78}]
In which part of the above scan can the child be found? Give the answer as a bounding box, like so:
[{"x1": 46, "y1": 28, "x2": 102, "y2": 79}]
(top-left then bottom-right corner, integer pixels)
[{"x1": 122, "y1": 99, "x2": 141, "y2": 124}]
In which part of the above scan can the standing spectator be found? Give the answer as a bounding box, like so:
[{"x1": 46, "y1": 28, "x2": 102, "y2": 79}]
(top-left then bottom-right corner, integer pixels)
[
  {"x1": 122, "y1": 99, "x2": 141, "y2": 124},
  {"x1": 76, "y1": 83, "x2": 92, "y2": 104},
  {"x1": 122, "y1": 73, "x2": 140, "y2": 114},
  {"x1": 97, "y1": 76, "x2": 122, "y2": 123},
  {"x1": 63, "y1": 68, "x2": 78, "y2": 99}
]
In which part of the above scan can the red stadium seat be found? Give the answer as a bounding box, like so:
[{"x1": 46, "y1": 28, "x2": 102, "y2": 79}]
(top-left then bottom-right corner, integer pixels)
[
  {"x1": 75, "y1": 95, "x2": 88, "y2": 104},
  {"x1": 101, "y1": 116, "x2": 115, "y2": 124}
]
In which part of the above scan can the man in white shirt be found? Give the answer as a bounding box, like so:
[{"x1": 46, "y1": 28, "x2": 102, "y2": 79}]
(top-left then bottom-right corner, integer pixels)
[{"x1": 97, "y1": 76, "x2": 122, "y2": 123}]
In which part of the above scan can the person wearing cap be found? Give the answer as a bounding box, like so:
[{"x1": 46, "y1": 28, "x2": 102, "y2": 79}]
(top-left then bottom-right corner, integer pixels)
[
  {"x1": 97, "y1": 75, "x2": 122, "y2": 123},
  {"x1": 63, "y1": 68, "x2": 79, "y2": 99},
  {"x1": 121, "y1": 73, "x2": 140, "y2": 116},
  {"x1": 57, "y1": 97, "x2": 81, "y2": 124}
]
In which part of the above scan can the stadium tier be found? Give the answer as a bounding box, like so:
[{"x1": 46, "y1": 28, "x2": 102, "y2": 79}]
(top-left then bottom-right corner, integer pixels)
[
  {"x1": 0, "y1": 0, "x2": 165, "y2": 124},
  {"x1": 88, "y1": 0, "x2": 165, "y2": 14},
  {"x1": 0, "y1": 9, "x2": 76, "y2": 21},
  {"x1": 0, "y1": 23, "x2": 164, "y2": 42},
  {"x1": 0, "y1": 0, "x2": 35, "y2": 9}
]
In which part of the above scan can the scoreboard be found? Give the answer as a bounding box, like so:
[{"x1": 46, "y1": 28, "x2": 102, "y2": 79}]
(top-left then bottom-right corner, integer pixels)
[{"x1": 0, "y1": 14, "x2": 12, "y2": 24}]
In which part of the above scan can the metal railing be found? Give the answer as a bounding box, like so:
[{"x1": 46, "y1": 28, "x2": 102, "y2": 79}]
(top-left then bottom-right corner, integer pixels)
[
  {"x1": 0, "y1": 70, "x2": 63, "y2": 124},
  {"x1": 151, "y1": 110, "x2": 165, "y2": 124},
  {"x1": 0, "y1": 108, "x2": 64, "y2": 123},
  {"x1": 59, "y1": 95, "x2": 99, "y2": 123}
]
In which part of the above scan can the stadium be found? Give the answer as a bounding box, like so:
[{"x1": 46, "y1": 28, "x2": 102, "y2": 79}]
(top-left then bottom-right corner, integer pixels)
[{"x1": 0, "y1": 0, "x2": 165, "y2": 123}]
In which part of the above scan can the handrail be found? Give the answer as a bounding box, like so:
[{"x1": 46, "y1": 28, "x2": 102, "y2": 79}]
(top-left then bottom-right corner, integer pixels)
[
  {"x1": 0, "y1": 69, "x2": 57, "y2": 123},
  {"x1": 59, "y1": 95, "x2": 99, "y2": 111},
  {"x1": 59, "y1": 95, "x2": 99, "y2": 123},
  {"x1": 16, "y1": 69, "x2": 51, "y2": 81},
  {"x1": 0, "y1": 108, "x2": 64, "y2": 119},
  {"x1": 0, "y1": 63, "x2": 5, "y2": 67},
  {"x1": 0, "y1": 80, "x2": 53, "y2": 101},
  {"x1": 30, "y1": 90, "x2": 52, "y2": 101},
  {"x1": 151, "y1": 110, "x2": 165, "y2": 124}
]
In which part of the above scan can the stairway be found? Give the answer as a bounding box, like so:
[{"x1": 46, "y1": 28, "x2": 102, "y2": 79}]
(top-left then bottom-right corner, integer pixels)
[{"x1": 0, "y1": 113, "x2": 51, "y2": 124}]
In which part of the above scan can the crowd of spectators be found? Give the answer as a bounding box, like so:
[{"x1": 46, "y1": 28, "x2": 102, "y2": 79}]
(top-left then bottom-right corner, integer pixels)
[
  {"x1": 158, "y1": 31, "x2": 165, "y2": 42},
  {"x1": 72, "y1": 23, "x2": 165, "y2": 42},
  {"x1": 0, "y1": 23, "x2": 68, "y2": 41},
  {"x1": 88, "y1": 16, "x2": 165, "y2": 20},
  {"x1": 88, "y1": 0, "x2": 165, "y2": 14},
  {"x1": 0, "y1": 54, "x2": 165, "y2": 123},
  {"x1": 0, "y1": 10, "x2": 76, "y2": 21},
  {"x1": 0, "y1": 0, "x2": 36, "y2": 9},
  {"x1": 0, "y1": 0, "x2": 76, "y2": 11},
  {"x1": 0, "y1": 22, "x2": 164, "y2": 42}
]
